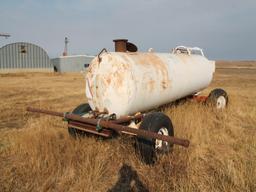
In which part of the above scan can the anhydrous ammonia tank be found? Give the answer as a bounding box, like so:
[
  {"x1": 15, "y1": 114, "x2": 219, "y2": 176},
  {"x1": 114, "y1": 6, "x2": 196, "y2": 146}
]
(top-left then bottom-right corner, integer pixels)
[{"x1": 86, "y1": 40, "x2": 215, "y2": 117}]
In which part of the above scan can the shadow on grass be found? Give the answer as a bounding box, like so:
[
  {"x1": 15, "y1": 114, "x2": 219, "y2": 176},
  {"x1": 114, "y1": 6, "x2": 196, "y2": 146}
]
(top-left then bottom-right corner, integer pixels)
[{"x1": 108, "y1": 164, "x2": 149, "y2": 192}]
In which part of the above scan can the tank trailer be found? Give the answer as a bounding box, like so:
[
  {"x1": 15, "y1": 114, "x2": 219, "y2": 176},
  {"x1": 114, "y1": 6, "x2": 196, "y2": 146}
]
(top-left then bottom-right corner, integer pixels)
[{"x1": 27, "y1": 39, "x2": 228, "y2": 164}]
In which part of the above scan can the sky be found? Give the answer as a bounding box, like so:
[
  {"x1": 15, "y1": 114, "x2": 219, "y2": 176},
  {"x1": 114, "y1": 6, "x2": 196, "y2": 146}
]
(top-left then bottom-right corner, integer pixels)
[{"x1": 0, "y1": 0, "x2": 255, "y2": 60}]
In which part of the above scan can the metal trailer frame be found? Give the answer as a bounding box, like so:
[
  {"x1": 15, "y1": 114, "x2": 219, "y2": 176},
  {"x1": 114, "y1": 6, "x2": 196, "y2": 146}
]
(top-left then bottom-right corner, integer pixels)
[
  {"x1": 26, "y1": 81, "x2": 230, "y2": 165},
  {"x1": 26, "y1": 86, "x2": 229, "y2": 165},
  {"x1": 26, "y1": 86, "x2": 228, "y2": 162},
  {"x1": 26, "y1": 107, "x2": 190, "y2": 148}
]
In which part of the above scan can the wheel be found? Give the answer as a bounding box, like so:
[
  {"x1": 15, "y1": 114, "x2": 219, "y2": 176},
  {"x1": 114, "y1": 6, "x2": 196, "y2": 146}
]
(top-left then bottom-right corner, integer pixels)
[
  {"x1": 135, "y1": 112, "x2": 174, "y2": 165},
  {"x1": 206, "y1": 88, "x2": 228, "y2": 109},
  {"x1": 68, "y1": 103, "x2": 91, "y2": 138}
]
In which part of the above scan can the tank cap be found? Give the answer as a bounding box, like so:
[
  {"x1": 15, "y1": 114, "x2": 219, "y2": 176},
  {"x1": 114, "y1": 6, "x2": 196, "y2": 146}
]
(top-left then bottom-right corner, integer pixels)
[{"x1": 127, "y1": 42, "x2": 138, "y2": 52}]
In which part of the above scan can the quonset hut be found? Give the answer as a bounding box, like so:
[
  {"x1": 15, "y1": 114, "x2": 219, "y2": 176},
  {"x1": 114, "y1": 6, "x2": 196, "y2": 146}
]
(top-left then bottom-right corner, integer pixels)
[{"x1": 0, "y1": 42, "x2": 53, "y2": 73}]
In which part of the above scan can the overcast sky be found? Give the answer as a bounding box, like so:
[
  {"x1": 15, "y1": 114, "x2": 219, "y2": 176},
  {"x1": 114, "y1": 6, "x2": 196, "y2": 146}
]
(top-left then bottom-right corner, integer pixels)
[{"x1": 1, "y1": 0, "x2": 255, "y2": 60}]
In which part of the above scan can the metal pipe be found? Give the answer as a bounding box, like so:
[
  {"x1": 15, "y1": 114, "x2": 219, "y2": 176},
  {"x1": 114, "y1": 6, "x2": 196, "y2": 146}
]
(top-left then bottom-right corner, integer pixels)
[
  {"x1": 27, "y1": 107, "x2": 190, "y2": 148},
  {"x1": 113, "y1": 39, "x2": 128, "y2": 52},
  {"x1": 68, "y1": 121, "x2": 112, "y2": 137},
  {"x1": 111, "y1": 114, "x2": 144, "y2": 124},
  {"x1": 27, "y1": 107, "x2": 64, "y2": 117}
]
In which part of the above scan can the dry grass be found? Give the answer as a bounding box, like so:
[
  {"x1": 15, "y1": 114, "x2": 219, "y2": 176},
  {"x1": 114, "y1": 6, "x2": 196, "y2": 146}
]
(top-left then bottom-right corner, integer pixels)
[{"x1": 0, "y1": 61, "x2": 256, "y2": 192}]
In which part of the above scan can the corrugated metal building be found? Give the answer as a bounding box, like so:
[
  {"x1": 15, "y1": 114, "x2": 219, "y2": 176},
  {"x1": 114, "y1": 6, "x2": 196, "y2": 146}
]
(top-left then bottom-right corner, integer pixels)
[
  {"x1": 0, "y1": 42, "x2": 53, "y2": 73},
  {"x1": 51, "y1": 55, "x2": 94, "y2": 72}
]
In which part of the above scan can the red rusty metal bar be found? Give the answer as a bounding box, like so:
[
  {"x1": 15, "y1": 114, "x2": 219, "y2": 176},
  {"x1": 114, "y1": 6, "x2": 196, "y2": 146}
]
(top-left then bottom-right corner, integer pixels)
[
  {"x1": 27, "y1": 107, "x2": 63, "y2": 117},
  {"x1": 93, "y1": 111, "x2": 108, "y2": 115},
  {"x1": 111, "y1": 114, "x2": 144, "y2": 124},
  {"x1": 27, "y1": 107, "x2": 190, "y2": 148},
  {"x1": 92, "y1": 110, "x2": 108, "y2": 118},
  {"x1": 192, "y1": 95, "x2": 208, "y2": 102},
  {"x1": 68, "y1": 121, "x2": 112, "y2": 137}
]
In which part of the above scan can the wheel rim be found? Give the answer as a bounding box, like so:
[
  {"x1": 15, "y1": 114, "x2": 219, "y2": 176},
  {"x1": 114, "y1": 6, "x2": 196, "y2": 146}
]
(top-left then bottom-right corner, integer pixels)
[
  {"x1": 216, "y1": 96, "x2": 226, "y2": 109},
  {"x1": 155, "y1": 127, "x2": 169, "y2": 150}
]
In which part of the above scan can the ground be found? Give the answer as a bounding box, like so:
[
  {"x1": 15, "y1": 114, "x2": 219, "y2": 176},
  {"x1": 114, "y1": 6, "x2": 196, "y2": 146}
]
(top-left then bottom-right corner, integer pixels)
[{"x1": 0, "y1": 61, "x2": 255, "y2": 192}]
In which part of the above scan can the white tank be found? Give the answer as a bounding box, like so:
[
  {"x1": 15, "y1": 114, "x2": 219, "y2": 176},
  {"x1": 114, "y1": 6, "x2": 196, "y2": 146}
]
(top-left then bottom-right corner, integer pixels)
[{"x1": 85, "y1": 46, "x2": 215, "y2": 117}]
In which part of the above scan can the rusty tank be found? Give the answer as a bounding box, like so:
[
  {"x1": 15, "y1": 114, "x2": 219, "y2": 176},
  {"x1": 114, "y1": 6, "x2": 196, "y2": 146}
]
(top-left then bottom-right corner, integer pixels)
[{"x1": 85, "y1": 39, "x2": 215, "y2": 117}]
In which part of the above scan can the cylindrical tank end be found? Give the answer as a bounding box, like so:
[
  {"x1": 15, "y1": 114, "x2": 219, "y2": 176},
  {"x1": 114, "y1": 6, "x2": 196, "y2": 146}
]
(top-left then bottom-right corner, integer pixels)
[{"x1": 113, "y1": 39, "x2": 128, "y2": 52}]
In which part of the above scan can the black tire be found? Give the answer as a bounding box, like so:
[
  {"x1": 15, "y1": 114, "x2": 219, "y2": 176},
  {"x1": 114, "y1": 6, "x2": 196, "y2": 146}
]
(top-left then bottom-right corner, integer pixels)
[
  {"x1": 68, "y1": 103, "x2": 91, "y2": 138},
  {"x1": 206, "y1": 88, "x2": 228, "y2": 109},
  {"x1": 135, "y1": 112, "x2": 174, "y2": 165}
]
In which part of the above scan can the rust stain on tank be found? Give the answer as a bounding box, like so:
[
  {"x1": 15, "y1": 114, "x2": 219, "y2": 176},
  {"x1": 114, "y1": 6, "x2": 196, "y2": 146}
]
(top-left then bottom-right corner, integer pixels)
[
  {"x1": 130, "y1": 52, "x2": 171, "y2": 90},
  {"x1": 148, "y1": 79, "x2": 156, "y2": 91},
  {"x1": 107, "y1": 55, "x2": 113, "y2": 62},
  {"x1": 105, "y1": 77, "x2": 111, "y2": 85},
  {"x1": 108, "y1": 55, "x2": 131, "y2": 89},
  {"x1": 161, "y1": 81, "x2": 168, "y2": 89},
  {"x1": 112, "y1": 72, "x2": 124, "y2": 89}
]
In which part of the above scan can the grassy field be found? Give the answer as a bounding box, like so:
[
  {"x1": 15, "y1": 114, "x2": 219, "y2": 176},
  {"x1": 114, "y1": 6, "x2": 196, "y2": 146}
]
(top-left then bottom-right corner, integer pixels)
[{"x1": 0, "y1": 61, "x2": 255, "y2": 192}]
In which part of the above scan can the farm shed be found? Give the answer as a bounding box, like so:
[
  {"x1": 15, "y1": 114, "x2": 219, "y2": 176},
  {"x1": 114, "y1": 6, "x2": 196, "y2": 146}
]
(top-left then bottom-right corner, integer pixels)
[
  {"x1": 0, "y1": 42, "x2": 53, "y2": 73},
  {"x1": 51, "y1": 55, "x2": 94, "y2": 72}
]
